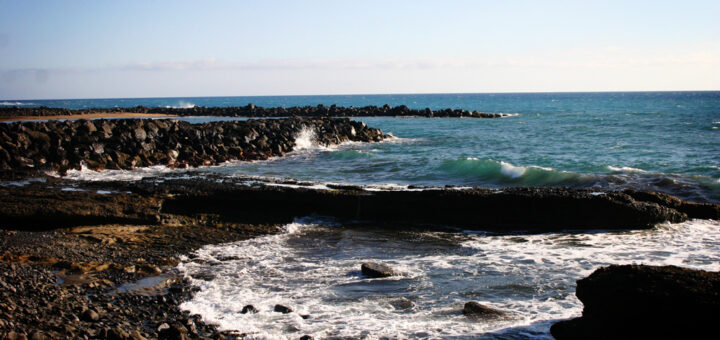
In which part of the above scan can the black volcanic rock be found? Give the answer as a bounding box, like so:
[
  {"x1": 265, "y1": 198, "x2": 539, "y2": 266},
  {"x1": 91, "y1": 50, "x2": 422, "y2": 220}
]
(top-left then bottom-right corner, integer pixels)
[
  {"x1": 0, "y1": 117, "x2": 388, "y2": 174},
  {"x1": 361, "y1": 262, "x2": 395, "y2": 278},
  {"x1": 551, "y1": 265, "x2": 720, "y2": 340},
  {"x1": 273, "y1": 304, "x2": 293, "y2": 314},
  {"x1": 462, "y1": 301, "x2": 506, "y2": 319},
  {"x1": 0, "y1": 105, "x2": 509, "y2": 119}
]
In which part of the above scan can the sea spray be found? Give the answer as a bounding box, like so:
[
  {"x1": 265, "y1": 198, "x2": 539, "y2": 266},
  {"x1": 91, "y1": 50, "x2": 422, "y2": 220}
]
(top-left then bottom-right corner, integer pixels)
[
  {"x1": 164, "y1": 101, "x2": 196, "y2": 109},
  {"x1": 293, "y1": 126, "x2": 318, "y2": 151}
]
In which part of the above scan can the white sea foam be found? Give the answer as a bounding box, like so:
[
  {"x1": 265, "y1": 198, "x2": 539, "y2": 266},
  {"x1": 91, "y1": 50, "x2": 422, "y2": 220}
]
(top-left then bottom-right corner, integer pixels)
[
  {"x1": 499, "y1": 161, "x2": 527, "y2": 178},
  {"x1": 293, "y1": 126, "x2": 318, "y2": 151},
  {"x1": 165, "y1": 101, "x2": 196, "y2": 109},
  {"x1": 607, "y1": 165, "x2": 647, "y2": 173},
  {"x1": 0, "y1": 101, "x2": 35, "y2": 106},
  {"x1": 59, "y1": 164, "x2": 181, "y2": 181},
  {"x1": 177, "y1": 218, "x2": 720, "y2": 339}
]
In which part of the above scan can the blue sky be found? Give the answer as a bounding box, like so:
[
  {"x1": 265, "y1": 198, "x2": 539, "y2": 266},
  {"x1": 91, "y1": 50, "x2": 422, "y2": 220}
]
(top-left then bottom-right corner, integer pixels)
[{"x1": 1, "y1": 0, "x2": 718, "y2": 99}]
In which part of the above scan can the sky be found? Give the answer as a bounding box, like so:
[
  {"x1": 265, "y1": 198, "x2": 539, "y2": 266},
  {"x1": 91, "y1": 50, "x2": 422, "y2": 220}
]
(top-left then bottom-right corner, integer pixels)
[{"x1": 1, "y1": 0, "x2": 719, "y2": 100}]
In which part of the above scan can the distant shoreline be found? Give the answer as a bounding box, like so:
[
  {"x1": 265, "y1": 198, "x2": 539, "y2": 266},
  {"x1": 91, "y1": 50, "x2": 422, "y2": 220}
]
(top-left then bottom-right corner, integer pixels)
[
  {"x1": 0, "y1": 112, "x2": 175, "y2": 122},
  {"x1": 0, "y1": 105, "x2": 507, "y2": 119}
]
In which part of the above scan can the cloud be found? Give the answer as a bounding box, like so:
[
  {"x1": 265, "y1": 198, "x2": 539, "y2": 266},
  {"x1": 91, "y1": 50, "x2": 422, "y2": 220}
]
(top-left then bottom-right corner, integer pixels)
[{"x1": 3, "y1": 48, "x2": 719, "y2": 82}]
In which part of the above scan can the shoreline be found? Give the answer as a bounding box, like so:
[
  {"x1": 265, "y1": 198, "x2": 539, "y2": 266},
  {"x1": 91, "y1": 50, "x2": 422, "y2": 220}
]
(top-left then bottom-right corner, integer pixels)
[
  {"x1": 1, "y1": 176, "x2": 718, "y2": 339},
  {"x1": 2, "y1": 116, "x2": 718, "y2": 339},
  {"x1": 0, "y1": 112, "x2": 176, "y2": 122}
]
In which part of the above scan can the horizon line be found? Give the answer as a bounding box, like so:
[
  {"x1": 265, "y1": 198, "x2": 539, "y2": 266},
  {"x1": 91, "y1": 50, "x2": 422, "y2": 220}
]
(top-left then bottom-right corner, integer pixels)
[{"x1": 3, "y1": 89, "x2": 720, "y2": 102}]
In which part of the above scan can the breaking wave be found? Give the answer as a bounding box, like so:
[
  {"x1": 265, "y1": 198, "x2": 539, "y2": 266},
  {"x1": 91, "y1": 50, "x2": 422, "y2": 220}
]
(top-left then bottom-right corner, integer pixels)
[
  {"x1": 439, "y1": 158, "x2": 592, "y2": 186},
  {"x1": 164, "y1": 101, "x2": 196, "y2": 109}
]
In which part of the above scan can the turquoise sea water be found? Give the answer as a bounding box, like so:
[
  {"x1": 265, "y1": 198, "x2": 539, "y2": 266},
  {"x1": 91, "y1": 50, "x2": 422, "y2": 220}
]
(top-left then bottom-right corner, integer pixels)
[
  {"x1": 9, "y1": 94, "x2": 719, "y2": 338},
  {"x1": 7, "y1": 92, "x2": 719, "y2": 202}
]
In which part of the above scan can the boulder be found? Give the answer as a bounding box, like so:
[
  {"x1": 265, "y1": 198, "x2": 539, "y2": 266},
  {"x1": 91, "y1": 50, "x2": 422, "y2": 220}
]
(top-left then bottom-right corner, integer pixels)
[
  {"x1": 550, "y1": 264, "x2": 720, "y2": 340},
  {"x1": 361, "y1": 262, "x2": 394, "y2": 278},
  {"x1": 462, "y1": 301, "x2": 506, "y2": 319},
  {"x1": 274, "y1": 304, "x2": 293, "y2": 314}
]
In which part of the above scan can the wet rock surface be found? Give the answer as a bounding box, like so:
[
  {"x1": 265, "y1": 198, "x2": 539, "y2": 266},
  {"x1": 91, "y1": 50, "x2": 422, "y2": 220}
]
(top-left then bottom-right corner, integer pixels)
[
  {"x1": 0, "y1": 117, "x2": 387, "y2": 175},
  {"x1": 1, "y1": 175, "x2": 708, "y2": 232},
  {"x1": 550, "y1": 264, "x2": 720, "y2": 340},
  {"x1": 1, "y1": 104, "x2": 507, "y2": 119},
  {"x1": 462, "y1": 301, "x2": 506, "y2": 320},
  {"x1": 361, "y1": 263, "x2": 395, "y2": 278}
]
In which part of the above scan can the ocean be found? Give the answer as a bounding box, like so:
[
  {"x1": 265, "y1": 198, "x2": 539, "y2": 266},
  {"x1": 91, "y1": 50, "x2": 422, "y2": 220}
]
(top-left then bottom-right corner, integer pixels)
[
  {"x1": 6, "y1": 91, "x2": 720, "y2": 339},
  {"x1": 36, "y1": 91, "x2": 720, "y2": 203}
]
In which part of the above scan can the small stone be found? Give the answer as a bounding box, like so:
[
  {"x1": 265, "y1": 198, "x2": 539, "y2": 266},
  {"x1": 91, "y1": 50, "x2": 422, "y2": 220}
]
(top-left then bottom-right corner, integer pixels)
[
  {"x1": 29, "y1": 331, "x2": 46, "y2": 340},
  {"x1": 107, "y1": 328, "x2": 129, "y2": 340},
  {"x1": 167, "y1": 323, "x2": 189, "y2": 340},
  {"x1": 6, "y1": 331, "x2": 28, "y2": 340},
  {"x1": 81, "y1": 309, "x2": 100, "y2": 322},
  {"x1": 129, "y1": 330, "x2": 147, "y2": 340}
]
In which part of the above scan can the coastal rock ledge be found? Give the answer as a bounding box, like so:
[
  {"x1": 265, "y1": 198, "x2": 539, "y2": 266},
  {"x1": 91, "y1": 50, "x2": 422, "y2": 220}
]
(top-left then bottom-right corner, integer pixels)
[
  {"x1": 0, "y1": 117, "x2": 387, "y2": 174},
  {"x1": 550, "y1": 264, "x2": 720, "y2": 340}
]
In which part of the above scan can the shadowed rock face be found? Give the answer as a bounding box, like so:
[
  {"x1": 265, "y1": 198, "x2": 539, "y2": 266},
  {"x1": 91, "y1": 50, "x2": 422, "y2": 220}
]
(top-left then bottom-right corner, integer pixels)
[
  {"x1": 158, "y1": 183, "x2": 690, "y2": 231},
  {"x1": 551, "y1": 265, "x2": 720, "y2": 340},
  {"x1": 0, "y1": 117, "x2": 386, "y2": 173},
  {"x1": 361, "y1": 262, "x2": 395, "y2": 278},
  {"x1": 0, "y1": 104, "x2": 507, "y2": 119},
  {"x1": 2, "y1": 176, "x2": 707, "y2": 232}
]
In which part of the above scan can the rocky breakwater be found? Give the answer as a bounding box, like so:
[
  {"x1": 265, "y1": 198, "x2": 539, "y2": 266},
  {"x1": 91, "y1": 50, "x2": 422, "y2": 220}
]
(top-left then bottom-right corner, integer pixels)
[
  {"x1": 0, "y1": 117, "x2": 387, "y2": 174},
  {"x1": 1, "y1": 104, "x2": 507, "y2": 119},
  {"x1": 550, "y1": 265, "x2": 720, "y2": 340}
]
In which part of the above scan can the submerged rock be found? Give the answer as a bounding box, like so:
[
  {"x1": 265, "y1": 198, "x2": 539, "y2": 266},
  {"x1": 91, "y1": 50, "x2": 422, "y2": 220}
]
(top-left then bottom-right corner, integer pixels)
[
  {"x1": 389, "y1": 297, "x2": 414, "y2": 310},
  {"x1": 240, "y1": 305, "x2": 259, "y2": 314},
  {"x1": 550, "y1": 264, "x2": 720, "y2": 340},
  {"x1": 361, "y1": 262, "x2": 395, "y2": 278},
  {"x1": 462, "y1": 301, "x2": 506, "y2": 319}
]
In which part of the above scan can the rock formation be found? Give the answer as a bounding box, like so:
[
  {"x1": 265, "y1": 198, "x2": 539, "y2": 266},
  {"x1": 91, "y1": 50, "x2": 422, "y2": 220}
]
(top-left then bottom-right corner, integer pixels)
[{"x1": 551, "y1": 264, "x2": 720, "y2": 340}]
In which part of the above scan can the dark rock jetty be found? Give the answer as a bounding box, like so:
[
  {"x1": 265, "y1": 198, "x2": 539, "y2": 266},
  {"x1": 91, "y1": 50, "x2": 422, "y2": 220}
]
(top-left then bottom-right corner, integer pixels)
[
  {"x1": 1, "y1": 104, "x2": 507, "y2": 119},
  {"x1": 0, "y1": 117, "x2": 386, "y2": 174},
  {"x1": 551, "y1": 265, "x2": 720, "y2": 340}
]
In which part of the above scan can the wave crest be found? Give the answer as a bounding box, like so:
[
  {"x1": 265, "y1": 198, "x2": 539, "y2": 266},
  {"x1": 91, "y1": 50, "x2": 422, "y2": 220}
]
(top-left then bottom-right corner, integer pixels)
[{"x1": 440, "y1": 158, "x2": 590, "y2": 186}]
